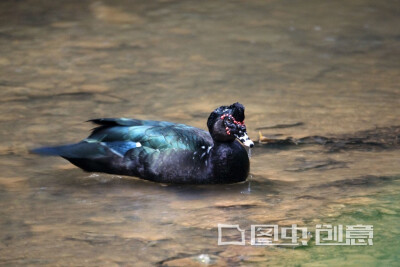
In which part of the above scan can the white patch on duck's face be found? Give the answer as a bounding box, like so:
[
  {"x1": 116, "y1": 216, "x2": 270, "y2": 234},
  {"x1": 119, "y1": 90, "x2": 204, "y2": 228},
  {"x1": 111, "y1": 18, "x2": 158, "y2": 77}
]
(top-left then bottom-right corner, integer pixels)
[{"x1": 135, "y1": 142, "x2": 142, "y2": 148}]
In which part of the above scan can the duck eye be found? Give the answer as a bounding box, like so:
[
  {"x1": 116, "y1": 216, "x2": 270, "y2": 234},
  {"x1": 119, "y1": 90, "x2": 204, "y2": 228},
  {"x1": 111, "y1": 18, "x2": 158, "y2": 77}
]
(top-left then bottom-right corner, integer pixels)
[{"x1": 220, "y1": 114, "x2": 233, "y2": 123}]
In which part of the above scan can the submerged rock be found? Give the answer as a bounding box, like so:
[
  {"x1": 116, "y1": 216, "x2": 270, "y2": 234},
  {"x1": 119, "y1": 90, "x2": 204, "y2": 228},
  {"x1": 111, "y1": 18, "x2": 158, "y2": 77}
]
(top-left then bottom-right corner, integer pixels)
[
  {"x1": 258, "y1": 125, "x2": 400, "y2": 152},
  {"x1": 160, "y1": 254, "x2": 224, "y2": 267},
  {"x1": 285, "y1": 159, "x2": 347, "y2": 172}
]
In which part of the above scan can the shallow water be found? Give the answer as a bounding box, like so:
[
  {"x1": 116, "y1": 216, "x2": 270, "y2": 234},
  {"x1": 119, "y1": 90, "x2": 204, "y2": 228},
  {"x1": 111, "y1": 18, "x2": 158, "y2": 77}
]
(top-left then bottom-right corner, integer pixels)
[{"x1": 0, "y1": 0, "x2": 399, "y2": 266}]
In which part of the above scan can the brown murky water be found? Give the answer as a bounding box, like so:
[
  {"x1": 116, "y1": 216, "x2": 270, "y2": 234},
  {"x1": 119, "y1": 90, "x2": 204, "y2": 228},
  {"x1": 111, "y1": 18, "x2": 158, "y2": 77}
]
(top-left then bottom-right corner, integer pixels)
[{"x1": 0, "y1": 0, "x2": 399, "y2": 266}]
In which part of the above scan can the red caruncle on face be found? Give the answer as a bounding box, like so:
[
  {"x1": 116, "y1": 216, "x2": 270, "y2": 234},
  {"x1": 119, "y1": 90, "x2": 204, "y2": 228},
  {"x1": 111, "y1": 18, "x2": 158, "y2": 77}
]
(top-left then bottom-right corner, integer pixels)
[{"x1": 220, "y1": 114, "x2": 245, "y2": 135}]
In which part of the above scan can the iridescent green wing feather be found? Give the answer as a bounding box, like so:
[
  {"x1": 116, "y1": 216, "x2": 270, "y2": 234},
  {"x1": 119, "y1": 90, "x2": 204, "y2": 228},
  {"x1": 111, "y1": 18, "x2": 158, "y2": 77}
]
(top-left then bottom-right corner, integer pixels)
[{"x1": 87, "y1": 119, "x2": 212, "y2": 154}]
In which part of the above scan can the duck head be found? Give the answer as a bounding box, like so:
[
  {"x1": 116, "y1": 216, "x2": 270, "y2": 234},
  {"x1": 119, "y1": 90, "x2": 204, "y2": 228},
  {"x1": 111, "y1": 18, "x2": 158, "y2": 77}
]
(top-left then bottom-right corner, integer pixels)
[{"x1": 207, "y1": 102, "x2": 254, "y2": 148}]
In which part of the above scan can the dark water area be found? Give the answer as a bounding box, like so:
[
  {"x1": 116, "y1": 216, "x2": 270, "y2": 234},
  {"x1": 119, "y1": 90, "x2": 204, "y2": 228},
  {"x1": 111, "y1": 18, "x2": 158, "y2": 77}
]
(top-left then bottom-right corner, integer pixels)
[{"x1": 0, "y1": 0, "x2": 399, "y2": 266}]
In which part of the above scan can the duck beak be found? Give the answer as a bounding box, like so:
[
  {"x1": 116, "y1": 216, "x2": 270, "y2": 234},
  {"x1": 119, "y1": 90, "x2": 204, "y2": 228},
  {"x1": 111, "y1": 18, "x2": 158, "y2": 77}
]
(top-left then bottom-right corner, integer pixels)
[{"x1": 237, "y1": 132, "x2": 254, "y2": 148}]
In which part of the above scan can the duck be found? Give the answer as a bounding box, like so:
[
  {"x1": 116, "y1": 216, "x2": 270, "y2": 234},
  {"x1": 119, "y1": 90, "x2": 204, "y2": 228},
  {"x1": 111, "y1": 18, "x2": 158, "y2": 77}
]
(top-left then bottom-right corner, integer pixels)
[{"x1": 33, "y1": 102, "x2": 254, "y2": 184}]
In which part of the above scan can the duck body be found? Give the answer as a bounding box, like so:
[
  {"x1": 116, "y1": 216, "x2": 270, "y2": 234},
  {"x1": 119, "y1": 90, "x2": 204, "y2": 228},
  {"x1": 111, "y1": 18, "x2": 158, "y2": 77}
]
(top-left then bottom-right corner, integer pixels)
[{"x1": 33, "y1": 103, "x2": 253, "y2": 184}]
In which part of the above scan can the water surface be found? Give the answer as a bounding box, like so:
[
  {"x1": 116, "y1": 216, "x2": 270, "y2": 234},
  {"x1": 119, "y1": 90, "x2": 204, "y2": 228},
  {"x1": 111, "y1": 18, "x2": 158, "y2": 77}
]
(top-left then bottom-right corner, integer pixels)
[{"x1": 0, "y1": 0, "x2": 399, "y2": 266}]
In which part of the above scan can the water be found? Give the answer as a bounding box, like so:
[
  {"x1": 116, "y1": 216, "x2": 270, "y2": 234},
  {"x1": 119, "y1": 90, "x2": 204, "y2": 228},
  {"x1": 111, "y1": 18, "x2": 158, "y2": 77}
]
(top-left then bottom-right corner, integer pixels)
[{"x1": 0, "y1": 0, "x2": 399, "y2": 266}]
